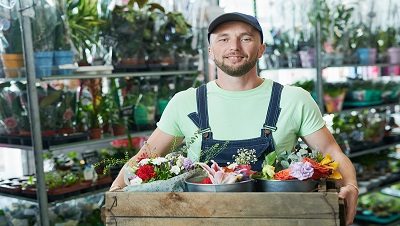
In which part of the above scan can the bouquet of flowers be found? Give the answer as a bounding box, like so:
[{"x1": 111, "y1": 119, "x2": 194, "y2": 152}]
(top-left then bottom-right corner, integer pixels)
[
  {"x1": 123, "y1": 150, "x2": 196, "y2": 192},
  {"x1": 194, "y1": 148, "x2": 257, "y2": 184},
  {"x1": 260, "y1": 148, "x2": 342, "y2": 181}
]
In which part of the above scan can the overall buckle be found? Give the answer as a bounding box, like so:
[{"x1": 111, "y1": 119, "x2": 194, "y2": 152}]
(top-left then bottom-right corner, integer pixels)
[
  {"x1": 263, "y1": 125, "x2": 277, "y2": 134},
  {"x1": 199, "y1": 128, "x2": 211, "y2": 138}
]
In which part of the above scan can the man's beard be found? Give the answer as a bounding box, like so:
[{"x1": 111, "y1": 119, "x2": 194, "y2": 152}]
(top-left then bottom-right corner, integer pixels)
[{"x1": 214, "y1": 55, "x2": 258, "y2": 77}]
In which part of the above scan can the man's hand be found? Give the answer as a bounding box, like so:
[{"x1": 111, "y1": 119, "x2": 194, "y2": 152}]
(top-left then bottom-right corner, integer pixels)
[{"x1": 338, "y1": 184, "x2": 359, "y2": 225}]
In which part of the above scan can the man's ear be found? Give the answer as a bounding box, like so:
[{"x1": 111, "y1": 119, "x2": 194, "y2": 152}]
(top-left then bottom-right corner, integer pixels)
[
  {"x1": 208, "y1": 47, "x2": 214, "y2": 60},
  {"x1": 257, "y1": 44, "x2": 266, "y2": 58}
]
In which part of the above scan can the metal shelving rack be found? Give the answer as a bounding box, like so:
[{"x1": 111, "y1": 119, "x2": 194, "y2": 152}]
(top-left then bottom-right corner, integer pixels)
[{"x1": 7, "y1": 1, "x2": 201, "y2": 225}]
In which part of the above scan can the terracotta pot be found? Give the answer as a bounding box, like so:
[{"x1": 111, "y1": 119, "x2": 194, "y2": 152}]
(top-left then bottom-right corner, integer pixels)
[
  {"x1": 58, "y1": 127, "x2": 74, "y2": 135},
  {"x1": 1, "y1": 53, "x2": 24, "y2": 78},
  {"x1": 102, "y1": 123, "x2": 111, "y2": 134},
  {"x1": 41, "y1": 130, "x2": 57, "y2": 137},
  {"x1": 112, "y1": 125, "x2": 126, "y2": 136},
  {"x1": 89, "y1": 128, "x2": 102, "y2": 140},
  {"x1": 120, "y1": 57, "x2": 145, "y2": 65},
  {"x1": 19, "y1": 130, "x2": 31, "y2": 136}
]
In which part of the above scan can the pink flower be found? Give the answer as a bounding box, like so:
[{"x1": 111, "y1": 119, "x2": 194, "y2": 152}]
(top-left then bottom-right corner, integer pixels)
[
  {"x1": 3, "y1": 117, "x2": 17, "y2": 129},
  {"x1": 289, "y1": 161, "x2": 314, "y2": 180},
  {"x1": 63, "y1": 108, "x2": 74, "y2": 121}
]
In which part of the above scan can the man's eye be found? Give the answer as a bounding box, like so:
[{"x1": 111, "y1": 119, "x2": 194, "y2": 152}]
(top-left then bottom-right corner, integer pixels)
[
  {"x1": 219, "y1": 38, "x2": 228, "y2": 42},
  {"x1": 242, "y1": 38, "x2": 251, "y2": 42}
]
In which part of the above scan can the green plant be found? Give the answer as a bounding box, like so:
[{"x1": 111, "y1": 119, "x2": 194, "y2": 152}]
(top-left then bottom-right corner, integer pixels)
[
  {"x1": 38, "y1": 86, "x2": 63, "y2": 131},
  {"x1": 104, "y1": 0, "x2": 164, "y2": 62},
  {"x1": 157, "y1": 11, "x2": 196, "y2": 57},
  {"x1": 66, "y1": 0, "x2": 104, "y2": 63},
  {"x1": 79, "y1": 79, "x2": 103, "y2": 129},
  {"x1": 32, "y1": 0, "x2": 58, "y2": 51},
  {"x1": 57, "y1": 90, "x2": 76, "y2": 129},
  {"x1": 323, "y1": 82, "x2": 347, "y2": 97},
  {"x1": 375, "y1": 27, "x2": 398, "y2": 53},
  {"x1": 292, "y1": 80, "x2": 314, "y2": 92},
  {"x1": 94, "y1": 150, "x2": 130, "y2": 174},
  {"x1": 3, "y1": 15, "x2": 23, "y2": 54},
  {"x1": 45, "y1": 171, "x2": 64, "y2": 189},
  {"x1": 53, "y1": 1, "x2": 73, "y2": 51},
  {"x1": 308, "y1": 0, "x2": 354, "y2": 52}
]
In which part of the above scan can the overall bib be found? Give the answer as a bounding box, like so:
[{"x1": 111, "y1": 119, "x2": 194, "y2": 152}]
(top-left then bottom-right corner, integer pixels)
[{"x1": 188, "y1": 82, "x2": 283, "y2": 171}]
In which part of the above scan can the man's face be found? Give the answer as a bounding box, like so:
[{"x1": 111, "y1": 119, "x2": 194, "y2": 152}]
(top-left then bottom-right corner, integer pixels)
[{"x1": 209, "y1": 21, "x2": 265, "y2": 77}]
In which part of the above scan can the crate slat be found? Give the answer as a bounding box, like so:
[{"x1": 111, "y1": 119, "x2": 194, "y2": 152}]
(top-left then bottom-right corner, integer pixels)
[
  {"x1": 104, "y1": 192, "x2": 340, "y2": 225},
  {"x1": 106, "y1": 217, "x2": 339, "y2": 226}
]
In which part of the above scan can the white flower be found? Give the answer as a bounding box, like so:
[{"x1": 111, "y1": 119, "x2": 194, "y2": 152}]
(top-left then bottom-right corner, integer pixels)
[
  {"x1": 176, "y1": 155, "x2": 185, "y2": 168},
  {"x1": 152, "y1": 157, "x2": 168, "y2": 165},
  {"x1": 170, "y1": 165, "x2": 181, "y2": 175},
  {"x1": 129, "y1": 176, "x2": 143, "y2": 185},
  {"x1": 138, "y1": 158, "x2": 150, "y2": 166},
  {"x1": 227, "y1": 163, "x2": 238, "y2": 169}
]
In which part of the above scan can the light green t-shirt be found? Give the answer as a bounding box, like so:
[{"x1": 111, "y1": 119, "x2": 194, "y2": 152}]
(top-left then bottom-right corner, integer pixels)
[{"x1": 157, "y1": 79, "x2": 325, "y2": 161}]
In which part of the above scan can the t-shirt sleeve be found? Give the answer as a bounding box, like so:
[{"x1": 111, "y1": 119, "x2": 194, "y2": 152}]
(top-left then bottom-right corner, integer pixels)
[
  {"x1": 156, "y1": 92, "x2": 185, "y2": 137},
  {"x1": 296, "y1": 88, "x2": 326, "y2": 137}
]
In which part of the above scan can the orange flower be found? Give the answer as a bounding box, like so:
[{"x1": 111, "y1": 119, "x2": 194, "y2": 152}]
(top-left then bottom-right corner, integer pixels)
[
  {"x1": 274, "y1": 169, "x2": 295, "y2": 180},
  {"x1": 303, "y1": 157, "x2": 330, "y2": 180}
]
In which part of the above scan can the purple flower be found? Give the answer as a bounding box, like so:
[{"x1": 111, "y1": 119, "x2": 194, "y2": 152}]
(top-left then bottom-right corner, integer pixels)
[
  {"x1": 289, "y1": 161, "x2": 314, "y2": 180},
  {"x1": 182, "y1": 158, "x2": 193, "y2": 170}
]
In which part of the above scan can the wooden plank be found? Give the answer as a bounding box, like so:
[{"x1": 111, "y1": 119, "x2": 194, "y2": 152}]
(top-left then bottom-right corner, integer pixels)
[
  {"x1": 104, "y1": 192, "x2": 339, "y2": 219},
  {"x1": 105, "y1": 217, "x2": 339, "y2": 226}
]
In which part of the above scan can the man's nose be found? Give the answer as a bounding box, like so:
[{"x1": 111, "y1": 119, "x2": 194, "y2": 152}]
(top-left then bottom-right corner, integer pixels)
[{"x1": 229, "y1": 38, "x2": 241, "y2": 50}]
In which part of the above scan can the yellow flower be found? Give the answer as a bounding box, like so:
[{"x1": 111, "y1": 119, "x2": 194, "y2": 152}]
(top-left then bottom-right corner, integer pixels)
[
  {"x1": 320, "y1": 154, "x2": 342, "y2": 180},
  {"x1": 262, "y1": 165, "x2": 275, "y2": 179}
]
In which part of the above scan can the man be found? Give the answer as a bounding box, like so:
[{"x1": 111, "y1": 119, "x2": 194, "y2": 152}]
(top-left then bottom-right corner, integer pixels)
[{"x1": 111, "y1": 12, "x2": 358, "y2": 225}]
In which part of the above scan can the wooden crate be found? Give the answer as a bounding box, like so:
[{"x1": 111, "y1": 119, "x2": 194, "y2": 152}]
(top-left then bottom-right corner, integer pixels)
[{"x1": 104, "y1": 192, "x2": 345, "y2": 226}]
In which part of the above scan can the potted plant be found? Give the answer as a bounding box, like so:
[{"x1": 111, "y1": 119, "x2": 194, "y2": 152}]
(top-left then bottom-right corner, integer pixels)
[
  {"x1": 57, "y1": 90, "x2": 76, "y2": 135},
  {"x1": 380, "y1": 27, "x2": 400, "y2": 64},
  {"x1": 1, "y1": 12, "x2": 24, "y2": 78},
  {"x1": 308, "y1": 0, "x2": 354, "y2": 66},
  {"x1": 79, "y1": 79, "x2": 103, "y2": 139},
  {"x1": 32, "y1": 0, "x2": 58, "y2": 77},
  {"x1": 53, "y1": 1, "x2": 75, "y2": 75},
  {"x1": 344, "y1": 80, "x2": 382, "y2": 107},
  {"x1": 255, "y1": 148, "x2": 342, "y2": 192},
  {"x1": 0, "y1": 82, "x2": 19, "y2": 134},
  {"x1": 156, "y1": 11, "x2": 194, "y2": 66},
  {"x1": 134, "y1": 90, "x2": 156, "y2": 129},
  {"x1": 66, "y1": 0, "x2": 104, "y2": 66},
  {"x1": 38, "y1": 86, "x2": 63, "y2": 137},
  {"x1": 349, "y1": 22, "x2": 378, "y2": 65},
  {"x1": 104, "y1": 0, "x2": 164, "y2": 67},
  {"x1": 323, "y1": 82, "x2": 347, "y2": 113}
]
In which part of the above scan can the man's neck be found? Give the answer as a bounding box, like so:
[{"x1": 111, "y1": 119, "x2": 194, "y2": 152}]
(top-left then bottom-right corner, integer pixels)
[{"x1": 215, "y1": 69, "x2": 263, "y2": 91}]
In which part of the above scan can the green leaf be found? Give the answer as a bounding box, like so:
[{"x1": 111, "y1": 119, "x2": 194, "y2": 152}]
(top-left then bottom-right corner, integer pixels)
[
  {"x1": 265, "y1": 151, "x2": 277, "y2": 166},
  {"x1": 39, "y1": 91, "x2": 62, "y2": 107},
  {"x1": 281, "y1": 160, "x2": 290, "y2": 169},
  {"x1": 298, "y1": 148, "x2": 308, "y2": 157}
]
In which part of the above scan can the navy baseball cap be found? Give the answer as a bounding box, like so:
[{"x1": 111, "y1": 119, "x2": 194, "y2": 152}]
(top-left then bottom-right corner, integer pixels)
[{"x1": 208, "y1": 12, "x2": 263, "y2": 43}]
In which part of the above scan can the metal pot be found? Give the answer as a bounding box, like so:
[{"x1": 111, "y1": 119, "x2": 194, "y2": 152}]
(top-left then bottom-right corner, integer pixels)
[
  {"x1": 184, "y1": 176, "x2": 254, "y2": 192},
  {"x1": 255, "y1": 179, "x2": 319, "y2": 192}
]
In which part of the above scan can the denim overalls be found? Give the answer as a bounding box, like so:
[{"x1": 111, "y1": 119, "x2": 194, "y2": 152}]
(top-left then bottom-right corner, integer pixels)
[{"x1": 188, "y1": 82, "x2": 283, "y2": 171}]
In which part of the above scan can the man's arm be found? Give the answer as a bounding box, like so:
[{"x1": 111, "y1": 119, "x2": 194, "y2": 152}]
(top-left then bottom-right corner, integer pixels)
[
  {"x1": 109, "y1": 128, "x2": 184, "y2": 191},
  {"x1": 301, "y1": 126, "x2": 358, "y2": 226}
]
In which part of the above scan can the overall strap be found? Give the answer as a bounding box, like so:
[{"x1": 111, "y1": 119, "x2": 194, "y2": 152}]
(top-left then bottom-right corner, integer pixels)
[
  {"x1": 187, "y1": 84, "x2": 212, "y2": 138},
  {"x1": 262, "y1": 82, "x2": 283, "y2": 135},
  {"x1": 192, "y1": 84, "x2": 211, "y2": 139}
]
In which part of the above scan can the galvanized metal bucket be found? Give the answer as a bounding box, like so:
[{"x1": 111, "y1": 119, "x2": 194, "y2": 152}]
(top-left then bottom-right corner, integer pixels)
[
  {"x1": 184, "y1": 176, "x2": 254, "y2": 192},
  {"x1": 255, "y1": 179, "x2": 319, "y2": 192}
]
